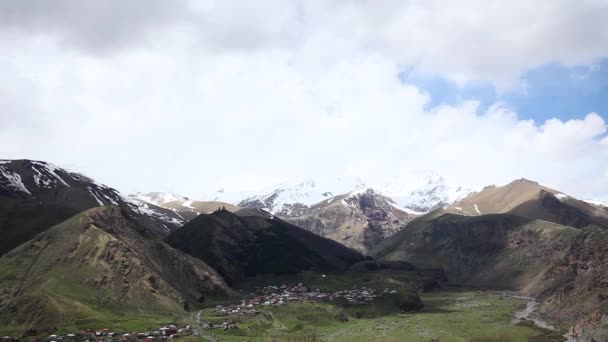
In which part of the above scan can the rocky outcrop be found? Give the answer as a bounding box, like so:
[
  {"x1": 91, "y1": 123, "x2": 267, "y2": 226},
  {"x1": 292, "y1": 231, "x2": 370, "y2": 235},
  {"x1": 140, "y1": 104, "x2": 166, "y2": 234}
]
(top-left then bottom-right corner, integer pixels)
[
  {"x1": 539, "y1": 226, "x2": 608, "y2": 327},
  {"x1": 286, "y1": 189, "x2": 418, "y2": 254}
]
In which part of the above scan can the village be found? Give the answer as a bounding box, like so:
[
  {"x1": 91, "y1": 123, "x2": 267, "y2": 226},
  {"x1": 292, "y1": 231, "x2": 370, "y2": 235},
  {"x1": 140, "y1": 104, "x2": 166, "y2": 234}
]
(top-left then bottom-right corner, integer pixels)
[
  {"x1": 1, "y1": 324, "x2": 193, "y2": 342},
  {"x1": 203, "y1": 283, "x2": 398, "y2": 330},
  {"x1": 0, "y1": 283, "x2": 398, "y2": 341}
]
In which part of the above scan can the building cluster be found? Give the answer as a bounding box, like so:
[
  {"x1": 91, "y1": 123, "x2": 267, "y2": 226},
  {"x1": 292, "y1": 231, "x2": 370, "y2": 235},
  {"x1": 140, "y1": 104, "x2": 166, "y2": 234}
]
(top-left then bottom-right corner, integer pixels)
[
  {"x1": 213, "y1": 283, "x2": 398, "y2": 317},
  {"x1": 3, "y1": 324, "x2": 195, "y2": 342},
  {"x1": 200, "y1": 320, "x2": 238, "y2": 331}
]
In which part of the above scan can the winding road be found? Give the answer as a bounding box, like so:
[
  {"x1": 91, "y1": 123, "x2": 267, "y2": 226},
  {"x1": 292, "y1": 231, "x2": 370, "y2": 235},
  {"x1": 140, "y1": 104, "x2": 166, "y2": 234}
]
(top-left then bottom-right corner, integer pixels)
[{"x1": 192, "y1": 309, "x2": 220, "y2": 342}]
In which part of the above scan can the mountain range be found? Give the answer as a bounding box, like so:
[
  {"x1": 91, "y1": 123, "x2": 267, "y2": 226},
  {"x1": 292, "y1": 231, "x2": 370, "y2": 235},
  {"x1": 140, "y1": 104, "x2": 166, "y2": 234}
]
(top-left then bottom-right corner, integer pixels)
[
  {"x1": 3, "y1": 159, "x2": 608, "y2": 338},
  {"x1": 131, "y1": 175, "x2": 470, "y2": 253}
]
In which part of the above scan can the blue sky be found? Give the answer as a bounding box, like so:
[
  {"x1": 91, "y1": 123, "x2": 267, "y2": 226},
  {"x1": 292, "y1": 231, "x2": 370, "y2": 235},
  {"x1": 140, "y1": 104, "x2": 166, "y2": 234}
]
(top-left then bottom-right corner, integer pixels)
[
  {"x1": 399, "y1": 58, "x2": 608, "y2": 123},
  {"x1": 404, "y1": 58, "x2": 608, "y2": 123}
]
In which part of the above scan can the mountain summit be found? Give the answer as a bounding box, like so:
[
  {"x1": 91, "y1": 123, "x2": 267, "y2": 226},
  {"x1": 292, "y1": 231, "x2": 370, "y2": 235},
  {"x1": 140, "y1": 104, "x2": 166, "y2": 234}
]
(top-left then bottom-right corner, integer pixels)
[{"x1": 0, "y1": 160, "x2": 185, "y2": 255}]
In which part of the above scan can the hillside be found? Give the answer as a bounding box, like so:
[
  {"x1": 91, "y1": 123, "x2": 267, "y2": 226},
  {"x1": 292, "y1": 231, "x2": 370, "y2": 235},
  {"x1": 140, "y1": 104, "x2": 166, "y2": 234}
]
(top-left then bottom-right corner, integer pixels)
[
  {"x1": 374, "y1": 213, "x2": 578, "y2": 289},
  {"x1": 164, "y1": 209, "x2": 365, "y2": 285},
  {"x1": 0, "y1": 160, "x2": 184, "y2": 255},
  {"x1": 0, "y1": 206, "x2": 229, "y2": 332},
  {"x1": 538, "y1": 225, "x2": 608, "y2": 337},
  {"x1": 445, "y1": 179, "x2": 608, "y2": 228},
  {"x1": 285, "y1": 188, "x2": 419, "y2": 254},
  {"x1": 373, "y1": 209, "x2": 608, "y2": 334}
]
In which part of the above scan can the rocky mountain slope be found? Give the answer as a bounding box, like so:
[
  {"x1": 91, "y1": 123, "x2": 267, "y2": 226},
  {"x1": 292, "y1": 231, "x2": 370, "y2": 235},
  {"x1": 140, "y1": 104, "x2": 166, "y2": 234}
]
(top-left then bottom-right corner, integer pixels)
[
  {"x1": 538, "y1": 225, "x2": 608, "y2": 337},
  {"x1": 443, "y1": 179, "x2": 608, "y2": 228},
  {"x1": 135, "y1": 175, "x2": 472, "y2": 254},
  {"x1": 373, "y1": 179, "x2": 608, "y2": 336},
  {"x1": 135, "y1": 187, "x2": 420, "y2": 254},
  {"x1": 0, "y1": 160, "x2": 186, "y2": 255},
  {"x1": 373, "y1": 213, "x2": 578, "y2": 289},
  {"x1": 0, "y1": 206, "x2": 229, "y2": 332},
  {"x1": 165, "y1": 209, "x2": 365, "y2": 285},
  {"x1": 284, "y1": 189, "x2": 419, "y2": 254}
]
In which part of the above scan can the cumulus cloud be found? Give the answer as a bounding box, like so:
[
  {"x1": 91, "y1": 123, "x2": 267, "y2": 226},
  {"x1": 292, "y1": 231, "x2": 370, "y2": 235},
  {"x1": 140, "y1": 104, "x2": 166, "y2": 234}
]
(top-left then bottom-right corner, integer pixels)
[
  {"x1": 1, "y1": 1, "x2": 607, "y2": 200},
  {"x1": 3, "y1": 0, "x2": 607, "y2": 84},
  {"x1": 0, "y1": 0, "x2": 191, "y2": 52}
]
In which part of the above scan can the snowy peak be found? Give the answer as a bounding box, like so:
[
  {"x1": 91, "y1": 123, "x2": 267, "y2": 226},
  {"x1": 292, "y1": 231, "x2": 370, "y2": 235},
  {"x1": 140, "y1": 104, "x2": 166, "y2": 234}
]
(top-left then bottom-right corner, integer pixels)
[
  {"x1": 337, "y1": 188, "x2": 418, "y2": 215},
  {"x1": 0, "y1": 159, "x2": 185, "y2": 231},
  {"x1": 231, "y1": 175, "x2": 469, "y2": 216},
  {"x1": 0, "y1": 159, "x2": 123, "y2": 205},
  {"x1": 129, "y1": 191, "x2": 240, "y2": 222},
  {"x1": 237, "y1": 179, "x2": 332, "y2": 214},
  {"x1": 129, "y1": 192, "x2": 189, "y2": 206},
  {"x1": 400, "y1": 174, "x2": 472, "y2": 213},
  {"x1": 285, "y1": 187, "x2": 420, "y2": 253}
]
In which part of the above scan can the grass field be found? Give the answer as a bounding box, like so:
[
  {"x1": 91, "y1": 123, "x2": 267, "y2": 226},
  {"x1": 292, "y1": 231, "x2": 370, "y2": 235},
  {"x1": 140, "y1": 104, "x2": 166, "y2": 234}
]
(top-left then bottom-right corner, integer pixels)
[{"x1": 197, "y1": 290, "x2": 563, "y2": 342}]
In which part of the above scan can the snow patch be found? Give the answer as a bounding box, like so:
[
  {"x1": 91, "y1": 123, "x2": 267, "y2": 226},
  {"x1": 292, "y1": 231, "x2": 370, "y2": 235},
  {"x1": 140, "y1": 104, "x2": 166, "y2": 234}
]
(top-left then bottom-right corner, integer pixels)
[
  {"x1": 585, "y1": 199, "x2": 608, "y2": 207},
  {"x1": 87, "y1": 187, "x2": 105, "y2": 206},
  {"x1": 555, "y1": 193, "x2": 568, "y2": 200},
  {"x1": 31, "y1": 161, "x2": 70, "y2": 187},
  {"x1": 125, "y1": 197, "x2": 186, "y2": 227},
  {"x1": 0, "y1": 166, "x2": 31, "y2": 194},
  {"x1": 474, "y1": 204, "x2": 481, "y2": 215},
  {"x1": 131, "y1": 192, "x2": 189, "y2": 206},
  {"x1": 389, "y1": 202, "x2": 423, "y2": 215}
]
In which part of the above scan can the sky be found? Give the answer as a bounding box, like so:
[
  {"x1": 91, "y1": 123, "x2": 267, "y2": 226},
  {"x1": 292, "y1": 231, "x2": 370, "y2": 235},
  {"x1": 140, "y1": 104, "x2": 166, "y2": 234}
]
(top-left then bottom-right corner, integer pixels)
[{"x1": 1, "y1": 0, "x2": 608, "y2": 201}]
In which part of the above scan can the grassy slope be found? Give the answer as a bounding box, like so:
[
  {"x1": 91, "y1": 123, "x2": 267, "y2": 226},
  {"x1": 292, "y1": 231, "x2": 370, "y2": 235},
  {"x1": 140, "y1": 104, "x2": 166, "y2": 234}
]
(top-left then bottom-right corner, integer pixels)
[
  {"x1": 201, "y1": 290, "x2": 561, "y2": 342},
  {"x1": 0, "y1": 207, "x2": 229, "y2": 335}
]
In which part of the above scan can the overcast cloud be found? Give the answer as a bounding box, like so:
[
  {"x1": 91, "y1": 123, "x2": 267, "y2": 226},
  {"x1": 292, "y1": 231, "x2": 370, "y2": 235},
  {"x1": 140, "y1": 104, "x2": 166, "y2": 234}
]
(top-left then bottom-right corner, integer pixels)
[{"x1": 1, "y1": 0, "x2": 608, "y2": 200}]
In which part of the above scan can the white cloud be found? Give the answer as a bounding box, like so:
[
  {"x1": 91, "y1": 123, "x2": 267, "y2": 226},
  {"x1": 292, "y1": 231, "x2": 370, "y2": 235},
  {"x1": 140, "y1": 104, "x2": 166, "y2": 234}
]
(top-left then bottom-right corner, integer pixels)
[{"x1": 1, "y1": 1, "x2": 608, "y2": 200}]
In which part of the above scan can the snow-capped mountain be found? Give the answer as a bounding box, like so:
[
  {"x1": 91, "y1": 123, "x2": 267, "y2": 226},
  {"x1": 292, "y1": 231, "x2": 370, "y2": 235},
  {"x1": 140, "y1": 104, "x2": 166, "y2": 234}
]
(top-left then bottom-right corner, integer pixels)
[
  {"x1": 130, "y1": 191, "x2": 240, "y2": 221},
  {"x1": 0, "y1": 159, "x2": 185, "y2": 232},
  {"x1": 285, "y1": 188, "x2": 419, "y2": 253},
  {"x1": 217, "y1": 174, "x2": 470, "y2": 216},
  {"x1": 129, "y1": 192, "x2": 189, "y2": 206},
  {"x1": 398, "y1": 174, "x2": 473, "y2": 213},
  {"x1": 237, "y1": 179, "x2": 336, "y2": 215}
]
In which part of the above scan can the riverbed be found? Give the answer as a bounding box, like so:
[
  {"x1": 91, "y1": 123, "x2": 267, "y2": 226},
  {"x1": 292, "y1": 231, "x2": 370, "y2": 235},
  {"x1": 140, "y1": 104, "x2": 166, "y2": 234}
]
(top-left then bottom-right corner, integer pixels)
[{"x1": 510, "y1": 294, "x2": 556, "y2": 330}]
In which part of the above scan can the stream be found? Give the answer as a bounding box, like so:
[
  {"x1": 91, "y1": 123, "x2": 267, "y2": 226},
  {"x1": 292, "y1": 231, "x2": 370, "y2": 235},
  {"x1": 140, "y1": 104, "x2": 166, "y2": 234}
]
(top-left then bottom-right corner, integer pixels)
[{"x1": 510, "y1": 295, "x2": 556, "y2": 331}]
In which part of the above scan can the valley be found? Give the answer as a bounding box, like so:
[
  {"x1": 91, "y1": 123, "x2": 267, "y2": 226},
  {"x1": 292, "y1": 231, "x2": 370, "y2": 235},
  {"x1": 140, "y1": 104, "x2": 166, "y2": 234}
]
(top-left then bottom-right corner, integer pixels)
[
  {"x1": 192, "y1": 289, "x2": 561, "y2": 342},
  {"x1": 2, "y1": 160, "x2": 608, "y2": 341}
]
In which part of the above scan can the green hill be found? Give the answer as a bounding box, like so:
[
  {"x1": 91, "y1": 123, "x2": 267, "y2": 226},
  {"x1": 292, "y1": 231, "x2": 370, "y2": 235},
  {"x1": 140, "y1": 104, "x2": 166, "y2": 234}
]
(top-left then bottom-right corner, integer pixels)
[{"x1": 0, "y1": 206, "x2": 229, "y2": 333}]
